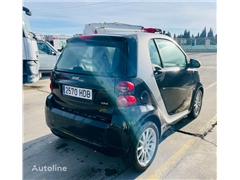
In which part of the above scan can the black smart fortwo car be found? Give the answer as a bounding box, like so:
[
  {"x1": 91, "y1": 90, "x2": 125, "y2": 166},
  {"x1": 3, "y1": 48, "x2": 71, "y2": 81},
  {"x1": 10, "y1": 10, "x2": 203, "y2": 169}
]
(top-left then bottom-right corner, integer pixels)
[{"x1": 45, "y1": 33, "x2": 203, "y2": 171}]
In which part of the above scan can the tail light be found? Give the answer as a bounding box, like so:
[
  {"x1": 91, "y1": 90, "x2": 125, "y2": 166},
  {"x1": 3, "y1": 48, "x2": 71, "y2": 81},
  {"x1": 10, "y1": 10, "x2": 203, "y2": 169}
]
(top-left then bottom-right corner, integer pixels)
[
  {"x1": 116, "y1": 81, "x2": 136, "y2": 107},
  {"x1": 116, "y1": 81, "x2": 134, "y2": 93},
  {"x1": 50, "y1": 72, "x2": 53, "y2": 92}
]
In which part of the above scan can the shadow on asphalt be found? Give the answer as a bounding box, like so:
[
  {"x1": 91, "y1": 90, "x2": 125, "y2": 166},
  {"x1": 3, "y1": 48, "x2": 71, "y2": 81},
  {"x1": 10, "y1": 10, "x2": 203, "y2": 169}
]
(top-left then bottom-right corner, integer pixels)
[
  {"x1": 161, "y1": 116, "x2": 195, "y2": 142},
  {"x1": 40, "y1": 72, "x2": 51, "y2": 80},
  {"x1": 23, "y1": 133, "x2": 127, "y2": 180}
]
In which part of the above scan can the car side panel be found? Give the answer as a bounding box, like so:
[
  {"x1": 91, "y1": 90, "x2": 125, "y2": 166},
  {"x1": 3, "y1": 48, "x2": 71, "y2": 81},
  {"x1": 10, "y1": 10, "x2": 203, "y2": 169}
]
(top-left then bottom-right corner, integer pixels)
[
  {"x1": 156, "y1": 68, "x2": 194, "y2": 115},
  {"x1": 136, "y1": 35, "x2": 191, "y2": 125}
]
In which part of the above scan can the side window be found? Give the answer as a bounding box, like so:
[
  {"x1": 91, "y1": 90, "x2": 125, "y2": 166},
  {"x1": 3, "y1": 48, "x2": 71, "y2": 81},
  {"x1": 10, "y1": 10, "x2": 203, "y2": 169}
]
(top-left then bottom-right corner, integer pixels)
[
  {"x1": 155, "y1": 39, "x2": 186, "y2": 69},
  {"x1": 37, "y1": 43, "x2": 52, "y2": 55},
  {"x1": 148, "y1": 39, "x2": 161, "y2": 67}
]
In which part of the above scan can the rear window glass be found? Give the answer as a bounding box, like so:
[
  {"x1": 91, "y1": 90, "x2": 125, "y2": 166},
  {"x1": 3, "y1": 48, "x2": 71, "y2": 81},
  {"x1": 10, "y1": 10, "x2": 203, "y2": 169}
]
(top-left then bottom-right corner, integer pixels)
[{"x1": 55, "y1": 36, "x2": 128, "y2": 76}]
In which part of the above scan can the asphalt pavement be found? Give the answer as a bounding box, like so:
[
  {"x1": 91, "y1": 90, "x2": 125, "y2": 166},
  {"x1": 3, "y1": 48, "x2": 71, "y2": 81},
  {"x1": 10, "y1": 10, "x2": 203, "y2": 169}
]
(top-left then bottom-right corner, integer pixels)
[{"x1": 23, "y1": 52, "x2": 217, "y2": 180}]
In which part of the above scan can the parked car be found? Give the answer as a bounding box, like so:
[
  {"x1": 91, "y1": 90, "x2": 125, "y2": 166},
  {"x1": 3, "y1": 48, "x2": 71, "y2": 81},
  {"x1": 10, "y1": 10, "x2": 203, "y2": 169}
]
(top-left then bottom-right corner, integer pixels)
[
  {"x1": 37, "y1": 40, "x2": 61, "y2": 72},
  {"x1": 45, "y1": 33, "x2": 203, "y2": 171}
]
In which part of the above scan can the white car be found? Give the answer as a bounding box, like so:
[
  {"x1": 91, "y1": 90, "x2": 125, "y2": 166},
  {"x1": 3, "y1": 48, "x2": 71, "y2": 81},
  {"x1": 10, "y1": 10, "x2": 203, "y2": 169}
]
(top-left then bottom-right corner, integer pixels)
[{"x1": 37, "y1": 40, "x2": 61, "y2": 72}]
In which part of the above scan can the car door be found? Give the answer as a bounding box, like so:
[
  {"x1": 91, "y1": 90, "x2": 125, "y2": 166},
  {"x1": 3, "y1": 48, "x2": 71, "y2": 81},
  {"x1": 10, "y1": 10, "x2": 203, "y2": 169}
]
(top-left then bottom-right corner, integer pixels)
[
  {"x1": 37, "y1": 42, "x2": 58, "y2": 71},
  {"x1": 149, "y1": 39, "x2": 195, "y2": 115}
]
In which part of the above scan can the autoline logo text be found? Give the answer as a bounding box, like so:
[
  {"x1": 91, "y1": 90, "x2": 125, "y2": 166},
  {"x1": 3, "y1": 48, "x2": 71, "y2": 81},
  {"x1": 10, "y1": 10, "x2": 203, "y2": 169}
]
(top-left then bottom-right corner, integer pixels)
[{"x1": 31, "y1": 165, "x2": 67, "y2": 172}]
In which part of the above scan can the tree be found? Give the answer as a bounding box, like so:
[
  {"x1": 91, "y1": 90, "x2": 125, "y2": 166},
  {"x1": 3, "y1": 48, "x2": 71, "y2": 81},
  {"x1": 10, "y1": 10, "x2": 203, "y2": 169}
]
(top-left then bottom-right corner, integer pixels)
[
  {"x1": 177, "y1": 34, "x2": 183, "y2": 38},
  {"x1": 173, "y1": 33, "x2": 176, "y2": 39},
  {"x1": 207, "y1": 28, "x2": 214, "y2": 38},
  {"x1": 183, "y1": 29, "x2": 190, "y2": 38},
  {"x1": 200, "y1": 27, "x2": 207, "y2": 38},
  {"x1": 166, "y1": 31, "x2": 171, "y2": 37},
  {"x1": 187, "y1": 31, "x2": 190, "y2": 38},
  {"x1": 183, "y1": 30, "x2": 187, "y2": 38}
]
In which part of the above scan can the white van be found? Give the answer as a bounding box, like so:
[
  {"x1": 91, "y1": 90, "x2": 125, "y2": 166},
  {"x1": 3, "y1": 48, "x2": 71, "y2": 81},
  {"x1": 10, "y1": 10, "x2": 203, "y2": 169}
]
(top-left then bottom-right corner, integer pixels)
[
  {"x1": 37, "y1": 40, "x2": 61, "y2": 73},
  {"x1": 83, "y1": 22, "x2": 162, "y2": 35},
  {"x1": 44, "y1": 35, "x2": 71, "y2": 52}
]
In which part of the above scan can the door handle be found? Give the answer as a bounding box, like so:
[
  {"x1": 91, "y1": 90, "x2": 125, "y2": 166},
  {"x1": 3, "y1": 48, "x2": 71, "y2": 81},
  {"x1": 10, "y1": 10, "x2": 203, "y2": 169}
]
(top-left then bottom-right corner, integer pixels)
[
  {"x1": 153, "y1": 66, "x2": 164, "y2": 80},
  {"x1": 154, "y1": 69, "x2": 162, "y2": 75},
  {"x1": 154, "y1": 66, "x2": 163, "y2": 75}
]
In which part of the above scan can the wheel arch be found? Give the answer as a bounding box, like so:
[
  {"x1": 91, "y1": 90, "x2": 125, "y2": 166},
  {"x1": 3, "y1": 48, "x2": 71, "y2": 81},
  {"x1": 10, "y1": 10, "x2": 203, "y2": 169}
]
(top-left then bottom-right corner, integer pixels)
[
  {"x1": 127, "y1": 112, "x2": 162, "y2": 152},
  {"x1": 197, "y1": 82, "x2": 204, "y2": 95},
  {"x1": 188, "y1": 82, "x2": 204, "y2": 118},
  {"x1": 123, "y1": 113, "x2": 162, "y2": 171},
  {"x1": 190, "y1": 82, "x2": 204, "y2": 108},
  {"x1": 140, "y1": 114, "x2": 162, "y2": 140}
]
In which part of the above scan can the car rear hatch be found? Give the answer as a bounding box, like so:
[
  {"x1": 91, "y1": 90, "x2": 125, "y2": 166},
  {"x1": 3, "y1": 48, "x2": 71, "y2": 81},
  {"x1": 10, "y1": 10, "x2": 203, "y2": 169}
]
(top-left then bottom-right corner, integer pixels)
[{"x1": 50, "y1": 35, "x2": 128, "y2": 124}]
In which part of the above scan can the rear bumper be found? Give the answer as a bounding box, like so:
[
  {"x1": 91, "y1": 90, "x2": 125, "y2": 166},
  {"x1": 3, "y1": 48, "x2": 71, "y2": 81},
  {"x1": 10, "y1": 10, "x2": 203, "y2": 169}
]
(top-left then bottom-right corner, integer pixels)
[{"x1": 45, "y1": 93, "x2": 135, "y2": 157}]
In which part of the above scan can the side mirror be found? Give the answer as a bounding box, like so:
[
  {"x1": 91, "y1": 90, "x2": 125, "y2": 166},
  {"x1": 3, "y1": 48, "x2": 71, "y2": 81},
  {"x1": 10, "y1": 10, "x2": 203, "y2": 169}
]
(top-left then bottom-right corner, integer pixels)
[
  {"x1": 189, "y1": 59, "x2": 201, "y2": 68},
  {"x1": 23, "y1": 7, "x2": 32, "y2": 16}
]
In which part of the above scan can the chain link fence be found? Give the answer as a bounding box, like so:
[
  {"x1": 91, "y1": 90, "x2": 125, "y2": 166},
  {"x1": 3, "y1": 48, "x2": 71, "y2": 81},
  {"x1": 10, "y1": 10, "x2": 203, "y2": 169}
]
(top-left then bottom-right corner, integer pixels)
[{"x1": 174, "y1": 37, "x2": 217, "y2": 52}]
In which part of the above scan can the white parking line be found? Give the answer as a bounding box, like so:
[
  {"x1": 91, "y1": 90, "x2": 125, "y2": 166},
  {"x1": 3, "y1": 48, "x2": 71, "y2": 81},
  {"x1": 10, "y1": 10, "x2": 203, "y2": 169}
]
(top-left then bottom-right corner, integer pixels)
[
  {"x1": 200, "y1": 66, "x2": 216, "y2": 68},
  {"x1": 205, "y1": 82, "x2": 217, "y2": 91}
]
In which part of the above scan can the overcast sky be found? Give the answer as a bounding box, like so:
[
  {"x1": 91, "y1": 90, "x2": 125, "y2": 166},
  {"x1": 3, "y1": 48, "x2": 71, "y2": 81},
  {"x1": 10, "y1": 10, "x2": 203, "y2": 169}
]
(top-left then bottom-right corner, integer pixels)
[{"x1": 23, "y1": 0, "x2": 217, "y2": 37}]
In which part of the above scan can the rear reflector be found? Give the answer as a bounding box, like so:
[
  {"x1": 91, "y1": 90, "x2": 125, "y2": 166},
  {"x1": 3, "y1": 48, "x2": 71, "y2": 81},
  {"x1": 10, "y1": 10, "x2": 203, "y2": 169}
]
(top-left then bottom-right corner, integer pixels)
[{"x1": 117, "y1": 95, "x2": 136, "y2": 107}]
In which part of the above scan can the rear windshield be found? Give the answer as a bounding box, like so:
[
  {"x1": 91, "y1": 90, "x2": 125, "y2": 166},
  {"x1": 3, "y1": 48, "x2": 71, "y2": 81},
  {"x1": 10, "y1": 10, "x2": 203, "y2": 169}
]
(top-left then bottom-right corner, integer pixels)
[{"x1": 55, "y1": 36, "x2": 128, "y2": 77}]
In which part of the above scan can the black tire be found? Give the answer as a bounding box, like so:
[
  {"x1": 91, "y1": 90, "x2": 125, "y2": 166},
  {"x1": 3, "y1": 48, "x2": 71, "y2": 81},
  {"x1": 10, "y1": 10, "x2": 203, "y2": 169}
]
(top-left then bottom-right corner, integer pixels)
[
  {"x1": 189, "y1": 89, "x2": 203, "y2": 118},
  {"x1": 122, "y1": 121, "x2": 159, "y2": 172},
  {"x1": 51, "y1": 130, "x2": 66, "y2": 139}
]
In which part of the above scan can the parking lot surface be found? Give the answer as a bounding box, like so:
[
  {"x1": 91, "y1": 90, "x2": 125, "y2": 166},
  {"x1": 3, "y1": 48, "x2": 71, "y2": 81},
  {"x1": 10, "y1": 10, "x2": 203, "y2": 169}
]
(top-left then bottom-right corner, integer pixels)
[{"x1": 23, "y1": 52, "x2": 217, "y2": 179}]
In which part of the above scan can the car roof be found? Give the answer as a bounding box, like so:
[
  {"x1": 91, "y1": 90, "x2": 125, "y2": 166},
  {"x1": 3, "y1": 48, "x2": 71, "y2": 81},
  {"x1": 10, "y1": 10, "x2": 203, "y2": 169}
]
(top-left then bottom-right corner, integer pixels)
[{"x1": 70, "y1": 32, "x2": 174, "y2": 42}]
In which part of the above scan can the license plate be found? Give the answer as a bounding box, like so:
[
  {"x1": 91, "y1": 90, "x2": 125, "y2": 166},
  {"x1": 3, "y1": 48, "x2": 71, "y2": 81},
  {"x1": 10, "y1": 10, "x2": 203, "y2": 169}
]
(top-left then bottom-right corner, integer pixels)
[{"x1": 62, "y1": 85, "x2": 92, "y2": 100}]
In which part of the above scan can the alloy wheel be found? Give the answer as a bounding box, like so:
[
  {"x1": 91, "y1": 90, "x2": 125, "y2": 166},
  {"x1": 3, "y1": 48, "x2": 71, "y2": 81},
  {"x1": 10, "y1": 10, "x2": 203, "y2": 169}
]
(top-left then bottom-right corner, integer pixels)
[
  {"x1": 136, "y1": 127, "x2": 157, "y2": 167},
  {"x1": 193, "y1": 90, "x2": 202, "y2": 116}
]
